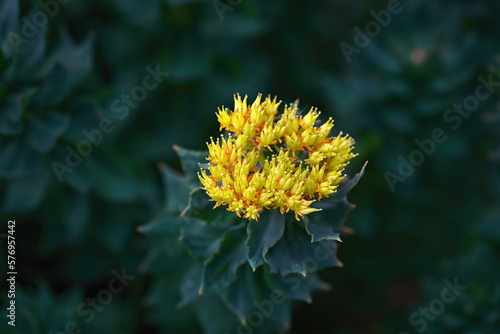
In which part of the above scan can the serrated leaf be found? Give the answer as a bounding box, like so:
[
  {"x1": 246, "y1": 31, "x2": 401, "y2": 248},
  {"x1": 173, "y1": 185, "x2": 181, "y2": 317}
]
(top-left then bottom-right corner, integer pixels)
[
  {"x1": 42, "y1": 30, "x2": 94, "y2": 90},
  {"x1": 181, "y1": 187, "x2": 235, "y2": 224},
  {"x1": 267, "y1": 272, "x2": 312, "y2": 303},
  {"x1": 309, "y1": 161, "x2": 367, "y2": 231},
  {"x1": 221, "y1": 264, "x2": 267, "y2": 323},
  {"x1": 200, "y1": 224, "x2": 247, "y2": 294},
  {"x1": 140, "y1": 248, "x2": 189, "y2": 276},
  {"x1": 180, "y1": 218, "x2": 232, "y2": 262},
  {"x1": 173, "y1": 145, "x2": 208, "y2": 190},
  {"x1": 246, "y1": 209, "x2": 285, "y2": 271},
  {"x1": 178, "y1": 263, "x2": 204, "y2": 307},
  {"x1": 304, "y1": 217, "x2": 341, "y2": 243},
  {"x1": 265, "y1": 219, "x2": 342, "y2": 276},
  {"x1": 138, "y1": 215, "x2": 190, "y2": 257},
  {"x1": 159, "y1": 164, "x2": 190, "y2": 214}
]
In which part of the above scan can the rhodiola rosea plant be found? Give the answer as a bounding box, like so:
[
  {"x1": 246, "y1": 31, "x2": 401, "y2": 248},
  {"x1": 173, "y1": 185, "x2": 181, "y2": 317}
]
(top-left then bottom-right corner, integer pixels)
[{"x1": 140, "y1": 94, "x2": 367, "y2": 333}]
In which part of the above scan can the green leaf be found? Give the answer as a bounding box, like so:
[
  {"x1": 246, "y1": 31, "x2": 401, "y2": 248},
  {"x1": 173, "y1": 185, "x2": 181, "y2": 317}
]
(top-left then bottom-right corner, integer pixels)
[
  {"x1": 32, "y1": 64, "x2": 69, "y2": 105},
  {"x1": 159, "y1": 164, "x2": 190, "y2": 214},
  {"x1": 194, "y1": 297, "x2": 242, "y2": 334},
  {"x1": 145, "y1": 280, "x2": 200, "y2": 333},
  {"x1": 0, "y1": 0, "x2": 18, "y2": 48},
  {"x1": 42, "y1": 30, "x2": 94, "y2": 90},
  {"x1": 27, "y1": 111, "x2": 69, "y2": 153},
  {"x1": 137, "y1": 215, "x2": 189, "y2": 257},
  {"x1": 178, "y1": 263, "x2": 205, "y2": 307},
  {"x1": 181, "y1": 187, "x2": 235, "y2": 225},
  {"x1": 221, "y1": 264, "x2": 269, "y2": 323},
  {"x1": 1, "y1": 164, "x2": 51, "y2": 213},
  {"x1": 304, "y1": 217, "x2": 341, "y2": 243},
  {"x1": 246, "y1": 209, "x2": 285, "y2": 271},
  {"x1": 13, "y1": 11, "x2": 46, "y2": 79},
  {"x1": 309, "y1": 161, "x2": 367, "y2": 231},
  {"x1": 200, "y1": 224, "x2": 247, "y2": 294},
  {"x1": 0, "y1": 110, "x2": 23, "y2": 135},
  {"x1": 265, "y1": 219, "x2": 342, "y2": 276},
  {"x1": 179, "y1": 218, "x2": 232, "y2": 262},
  {"x1": 173, "y1": 145, "x2": 208, "y2": 190},
  {"x1": 0, "y1": 137, "x2": 42, "y2": 178}
]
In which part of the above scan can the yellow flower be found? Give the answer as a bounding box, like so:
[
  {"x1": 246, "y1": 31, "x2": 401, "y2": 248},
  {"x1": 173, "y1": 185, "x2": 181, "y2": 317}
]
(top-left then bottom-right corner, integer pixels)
[{"x1": 198, "y1": 94, "x2": 357, "y2": 221}]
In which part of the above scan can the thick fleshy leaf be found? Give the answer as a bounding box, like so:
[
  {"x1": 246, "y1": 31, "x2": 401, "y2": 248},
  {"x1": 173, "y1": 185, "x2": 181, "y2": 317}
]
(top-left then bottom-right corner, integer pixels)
[
  {"x1": 200, "y1": 224, "x2": 247, "y2": 294},
  {"x1": 267, "y1": 272, "x2": 313, "y2": 303},
  {"x1": 159, "y1": 164, "x2": 190, "y2": 213},
  {"x1": 179, "y1": 218, "x2": 232, "y2": 262},
  {"x1": 138, "y1": 215, "x2": 192, "y2": 257},
  {"x1": 309, "y1": 161, "x2": 367, "y2": 231},
  {"x1": 221, "y1": 265, "x2": 271, "y2": 323},
  {"x1": 265, "y1": 220, "x2": 342, "y2": 276},
  {"x1": 221, "y1": 265, "x2": 260, "y2": 322},
  {"x1": 178, "y1": 263, "x2": 205, "y2": 307},
  {"x1": 304, "y1": 217, "x2": 341, "y2": 243},
  {"x1": 181, "y1": 187, "x2": 236, "y2": 225},
  {"x1": 173, "y1": 145, "x2": 208, "y2": 190},
  {"x1": 246, "y1": 209, "x2": 285, "y2": 271}
]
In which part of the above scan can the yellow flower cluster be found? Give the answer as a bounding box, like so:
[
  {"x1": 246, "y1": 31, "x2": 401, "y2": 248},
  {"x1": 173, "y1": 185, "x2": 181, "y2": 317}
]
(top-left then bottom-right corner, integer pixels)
[{"x1": 199, "y1": 94, "x2": 357, "y2": 221}]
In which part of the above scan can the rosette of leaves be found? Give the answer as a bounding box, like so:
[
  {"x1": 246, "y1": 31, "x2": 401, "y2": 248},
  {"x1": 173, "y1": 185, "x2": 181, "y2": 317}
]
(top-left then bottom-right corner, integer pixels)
[{"x1": 139, "y1": 146, "x2": 365, "y2": 333}]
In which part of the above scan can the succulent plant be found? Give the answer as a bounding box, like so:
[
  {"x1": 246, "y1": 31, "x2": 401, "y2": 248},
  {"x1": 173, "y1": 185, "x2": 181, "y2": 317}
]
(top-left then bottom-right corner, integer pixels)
[{"x1": 139, "y1": 95, "x2": 365, "y2": 333}]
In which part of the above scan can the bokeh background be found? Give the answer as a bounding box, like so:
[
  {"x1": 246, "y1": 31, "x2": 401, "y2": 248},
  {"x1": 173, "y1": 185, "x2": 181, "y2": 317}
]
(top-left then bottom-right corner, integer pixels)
[{"x1": 1, "y1": 0, "x2": 499, "y2": 333}]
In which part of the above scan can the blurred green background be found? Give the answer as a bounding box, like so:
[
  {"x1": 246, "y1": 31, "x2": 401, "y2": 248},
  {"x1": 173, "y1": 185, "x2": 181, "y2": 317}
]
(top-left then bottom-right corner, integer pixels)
[{"x1": 1, "y1": 0, "x2": 499, "y2": 333}]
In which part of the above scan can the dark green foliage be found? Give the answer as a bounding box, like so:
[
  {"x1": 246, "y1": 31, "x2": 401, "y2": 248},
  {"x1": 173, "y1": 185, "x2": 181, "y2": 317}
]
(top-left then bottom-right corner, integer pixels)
[
  {"x1": 138, "y1": 147, "x2": 363, "y2": 333},
  {"x1": 2, "y1": 0, "x2": 500, "y2": 333}
]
